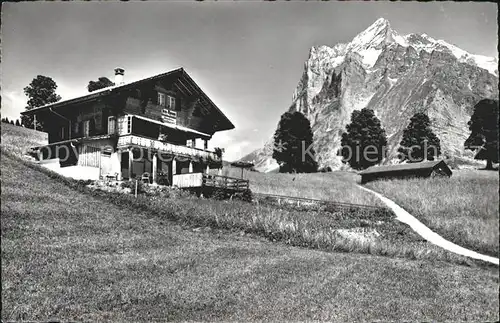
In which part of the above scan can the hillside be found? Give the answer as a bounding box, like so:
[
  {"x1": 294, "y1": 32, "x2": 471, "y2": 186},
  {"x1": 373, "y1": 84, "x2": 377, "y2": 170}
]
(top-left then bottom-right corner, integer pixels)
[
  {"x1": 243, "y1": 18, "x2": 498, "y2": 171},
  {"x1": 366, "y1": 169, "x2": 499, "y2": 257},
  {"x1": 0, "y1": 122, "x2": 48, "y2": 155},
  {"x1": 2, "y1": 149, "x2": 499, "y2": 321}
]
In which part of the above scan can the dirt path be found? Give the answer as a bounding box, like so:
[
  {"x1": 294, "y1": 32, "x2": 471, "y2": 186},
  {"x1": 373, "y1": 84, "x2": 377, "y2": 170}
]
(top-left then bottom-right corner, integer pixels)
[{"x1": 359, "y1": 185, "x2": 499, "y2": 266}]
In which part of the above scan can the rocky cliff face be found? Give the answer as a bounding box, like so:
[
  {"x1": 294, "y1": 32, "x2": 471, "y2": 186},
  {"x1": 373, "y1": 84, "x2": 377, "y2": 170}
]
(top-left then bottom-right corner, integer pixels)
[{"x1": 243, "y1": 18, "x2": 498, "y2": 171}]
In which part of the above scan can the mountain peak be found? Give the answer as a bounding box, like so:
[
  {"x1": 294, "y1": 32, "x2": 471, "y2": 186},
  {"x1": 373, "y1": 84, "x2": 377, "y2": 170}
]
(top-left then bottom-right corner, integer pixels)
[
  {"x1": 364, "y1": 18, "x2": 391, "y2": 35},
  {"x1": 244, "y1": 18, "x2": 498, "y2": 171},
  {"x1": 373, "y1": 17, "x2": 391, "y2": 28},
  {"x1": 349, "y1": 18, "x2": 393, "y2": 50}
]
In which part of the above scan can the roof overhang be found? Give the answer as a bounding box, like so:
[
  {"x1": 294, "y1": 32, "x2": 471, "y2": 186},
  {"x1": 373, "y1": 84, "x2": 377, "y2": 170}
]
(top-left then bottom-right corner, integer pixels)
[
  {"x1": 31, "y1": 134, "x2": 113, "y2": 150},
  {"x1": 131, "y1": 114, "x2": 211, "y2": 139}
]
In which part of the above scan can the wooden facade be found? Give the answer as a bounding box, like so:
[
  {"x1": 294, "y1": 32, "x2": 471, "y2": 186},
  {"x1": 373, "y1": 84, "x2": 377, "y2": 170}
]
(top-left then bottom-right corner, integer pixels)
[{"x1": 23, "y1": 68, "x2": 234, "y2": 184}]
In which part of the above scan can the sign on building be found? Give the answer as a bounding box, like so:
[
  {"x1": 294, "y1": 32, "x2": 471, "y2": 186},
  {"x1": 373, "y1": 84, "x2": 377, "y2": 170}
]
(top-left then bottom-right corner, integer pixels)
[{"x1": 161, "y1": 108, "x2": 177, "y2": 124}]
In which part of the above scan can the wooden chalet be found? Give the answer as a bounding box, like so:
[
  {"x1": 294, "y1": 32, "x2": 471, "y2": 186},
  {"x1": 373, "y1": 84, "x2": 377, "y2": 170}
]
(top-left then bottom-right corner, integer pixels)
[
  {"x1": 22, "y1": 67, "x2": 242, "y2": 189},
  {"x1": 359, "y1": 160, "x2": 452, "y2": 184}
]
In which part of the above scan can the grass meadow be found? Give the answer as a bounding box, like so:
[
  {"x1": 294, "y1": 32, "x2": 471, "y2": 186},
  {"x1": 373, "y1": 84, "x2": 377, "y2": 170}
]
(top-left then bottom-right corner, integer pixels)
[
  {"x1": 366, "y1": 170, "x2": 499, "y2": 257},
  {"x1": 213, "y1": 166, "x2": 382, "y2": 206},
  {"x1": 2, "y1": 151, "x2": 499, "y2": 321},
  {"x1": 0, "y1": 122, "x2": 47, "y2": 155}
]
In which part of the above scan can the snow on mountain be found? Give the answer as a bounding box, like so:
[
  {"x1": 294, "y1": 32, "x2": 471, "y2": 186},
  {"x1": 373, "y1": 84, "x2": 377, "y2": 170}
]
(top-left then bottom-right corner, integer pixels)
[
  {"x1": 405, "y1": 34, "x2": 499, "y2": 76},
  {"x1": 242, "y1": 18, "x2": 499, "y2": 172}
]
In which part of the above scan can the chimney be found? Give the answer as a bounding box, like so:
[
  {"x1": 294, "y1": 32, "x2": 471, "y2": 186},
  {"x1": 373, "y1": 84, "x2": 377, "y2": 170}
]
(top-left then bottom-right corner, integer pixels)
[{"x1": 114, "y1": 67, "x2": 125, "y2": 85}]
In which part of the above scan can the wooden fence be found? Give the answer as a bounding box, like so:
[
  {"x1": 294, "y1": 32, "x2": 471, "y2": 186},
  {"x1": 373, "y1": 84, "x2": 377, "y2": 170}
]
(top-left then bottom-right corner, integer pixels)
[
  {"x1": 252, "y1": 192, "x2": 385, "y2": 211},
  {"x1": 202, "y1": 174, "x2": 249, "y2": 191},
  {"x1": 172, "y1": 173, "x2": 249, "y2": 192}
]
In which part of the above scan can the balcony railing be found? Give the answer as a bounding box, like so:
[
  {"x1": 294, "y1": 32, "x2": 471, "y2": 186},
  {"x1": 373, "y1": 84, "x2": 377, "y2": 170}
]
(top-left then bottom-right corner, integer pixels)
[
  {"x1": 117, "y1": 134, "x2": 220, "y2": 161},
  {"x1": 173, "y1": 173, "x2": 203, "y2": 188}
]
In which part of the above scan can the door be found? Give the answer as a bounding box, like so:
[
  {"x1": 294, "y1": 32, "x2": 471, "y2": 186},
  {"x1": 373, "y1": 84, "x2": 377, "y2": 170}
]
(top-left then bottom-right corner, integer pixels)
[
  {"x1": 157, "y1": 160, "x2": 172, "y2": 186},
  {"x1": 101, "y1": 149, "x2": 113, "y2": 178},
  {"x1": 121, "y1": 151, "x2": 129, "y2": 179}
]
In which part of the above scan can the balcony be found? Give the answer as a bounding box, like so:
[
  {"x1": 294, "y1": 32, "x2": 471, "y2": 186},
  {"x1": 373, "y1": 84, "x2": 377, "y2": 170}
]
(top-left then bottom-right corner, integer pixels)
[{"x1": 117, "y1": 134, "x2": 220, "y2": 161}]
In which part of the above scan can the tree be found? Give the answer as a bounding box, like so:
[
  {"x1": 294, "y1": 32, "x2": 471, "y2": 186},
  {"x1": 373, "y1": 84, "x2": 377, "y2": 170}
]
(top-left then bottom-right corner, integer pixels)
[
  {"x1": 87, "y1": 77, "x2": 115, "y2": 92},
  {"x1": 465, "y1": 99, "x2": 499, "y2": 170},
  {"x1": 15, "y1": 119, "x2": 21, "y2": 126},
  {"x1": 10, "y1": 120, "x2": 14, "y2": 125},
  {"x1": 398, "y1": 112, "x2": 441, "y2": 162},
  {"x1": 272, "y1": 111, "x2": 317, "y2": 173},
  {"x1": 340, "y1": 108, "x2": 388, "y2": 170},
  {"x1": 21, "y1": 75, "x2": 62, "y2": 130}
]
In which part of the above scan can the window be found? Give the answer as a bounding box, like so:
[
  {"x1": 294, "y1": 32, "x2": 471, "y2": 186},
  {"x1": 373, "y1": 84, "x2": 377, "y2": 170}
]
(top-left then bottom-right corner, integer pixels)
[
  {"x1": 158, "y1": 92, "x2": 166, "y2": 106},
  {"x1": 61, "y1": 126, "x2": 66, "y2": 140},
  {"x1": 108, "y1": 116, "x2": 117, "y2": 134},
  {"x1": 158, "y1": 92, "x2": 176, "y2": 110},
  {"x1": 83, "y1": 120, "x2": 90, "y2": 137},
  {"x1": 73, "y1": 122, "x2": 79, "y2": 135},
  {"x1": 167, "y1": 95, "x2": 176, "y2": 110}
]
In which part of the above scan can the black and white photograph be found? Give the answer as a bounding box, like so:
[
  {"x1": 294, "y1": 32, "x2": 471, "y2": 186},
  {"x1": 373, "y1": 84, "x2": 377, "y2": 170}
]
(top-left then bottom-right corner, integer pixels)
[{"x1": 1, "y1": 1, "x2": 498, "y2": 321}]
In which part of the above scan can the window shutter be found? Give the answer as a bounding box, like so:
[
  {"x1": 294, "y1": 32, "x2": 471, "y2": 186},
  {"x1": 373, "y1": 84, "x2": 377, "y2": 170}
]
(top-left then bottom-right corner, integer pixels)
[
  {"x1": 108, "y1": 117, "x2": 117, "y2": 134},
  {"x1": 176, "y1": 96, "x2": 181, "y2": 111},
  {"x1": 89, "y1": 119, "x2": 96, "y2": 136},
  {"x1": 74, "y1": 122, "x2": 79, "y2": 135}
]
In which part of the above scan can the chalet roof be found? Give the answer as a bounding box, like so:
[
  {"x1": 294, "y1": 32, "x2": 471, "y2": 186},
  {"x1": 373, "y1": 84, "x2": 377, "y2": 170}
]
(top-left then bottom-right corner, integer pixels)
[
  {"x1": 359, "y1": 160, "x2": 451, "y2": 175},
  {"x1": 230, "y1": 161, "x2": 255, "y2": 168},
  {"x1": 21, "y1": 67, "x2": 235, "y2": 132}
]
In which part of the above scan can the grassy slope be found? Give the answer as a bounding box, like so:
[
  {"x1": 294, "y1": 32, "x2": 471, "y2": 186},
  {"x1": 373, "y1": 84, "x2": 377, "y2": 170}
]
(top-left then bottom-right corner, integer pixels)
[
  {"x1": 214, "y1": 166, "x2": 382, "y2": 206},
  {"x1": 0, "y1": 121, "x2": 479, "y2": 265},
  {"x1": 1, "y1": 153, "x2": 499, "y2": 321},
  {"x1": 0, "y1": 123, "x2": 47, "y2": 155},
  {"x1": 366, "y1": 171, "x2": 499, "y2": 257}
]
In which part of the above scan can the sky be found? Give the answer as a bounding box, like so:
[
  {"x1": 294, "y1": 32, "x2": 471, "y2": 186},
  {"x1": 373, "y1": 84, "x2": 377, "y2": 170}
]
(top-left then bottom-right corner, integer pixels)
[{"x1": 1, "y1": 1, "x2": 497, "y2": 161}]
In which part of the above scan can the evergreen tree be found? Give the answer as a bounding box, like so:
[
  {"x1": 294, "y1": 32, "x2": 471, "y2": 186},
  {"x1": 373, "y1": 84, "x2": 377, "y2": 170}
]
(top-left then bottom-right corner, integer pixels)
[
  {"x1": 15, "y1": 119, "x2": 21, "y2": 126},
  {"x1": 10, "y1": 120, "x2": 14, "y2": 125},
  {"x1": 21, "y1": 75, "x2": 62, "y2": 130},
  {"x1": 87, "y1": 77, "x2": 115, "y2": 92},
  {"x1": 340, "y1": 108, "x2": 387, "y2": 170},
  {"x1": 398, "y1": 112, "x2": 441, "y2": 162},
  {"x1": 465, "y1": 99, "x2": 499, "y2": 169},
  {"x1": 4, "y1": 117, "x2": 10, "y2": 124},
  {"x1": 273, "y1": 111, "x2": 317, "y2": 173}
]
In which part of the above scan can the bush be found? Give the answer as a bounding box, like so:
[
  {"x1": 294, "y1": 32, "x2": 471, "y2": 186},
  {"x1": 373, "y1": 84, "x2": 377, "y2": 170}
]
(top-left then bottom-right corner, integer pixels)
[
  {"x1": 121, "y1": 180, "x2": 146, "y2": 194},
  {"x1": 232, "y1": 189, "x2": 253, "y2": 202},
  {"x1": 211, "y1": 188, "x2": 230, "y2": 200},
  {"x1": 76, "y1": 179, "x2": 94, "y2": 189}
]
